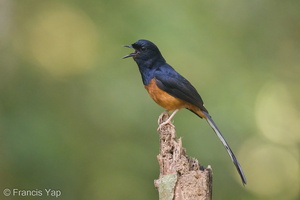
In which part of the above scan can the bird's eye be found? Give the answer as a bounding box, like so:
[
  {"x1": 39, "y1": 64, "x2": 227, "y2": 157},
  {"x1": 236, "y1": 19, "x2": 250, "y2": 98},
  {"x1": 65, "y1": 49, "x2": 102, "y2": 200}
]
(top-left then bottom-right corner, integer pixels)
[{"x1": 141, "y1": 46, "x2": 147, "y2": 51}]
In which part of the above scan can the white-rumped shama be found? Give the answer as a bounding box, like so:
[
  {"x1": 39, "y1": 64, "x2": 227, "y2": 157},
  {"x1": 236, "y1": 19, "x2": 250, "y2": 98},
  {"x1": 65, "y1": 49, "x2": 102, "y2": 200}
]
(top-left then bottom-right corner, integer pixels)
[{"x1": 123, "y1": 39, "x2": 247, "y2": 185}]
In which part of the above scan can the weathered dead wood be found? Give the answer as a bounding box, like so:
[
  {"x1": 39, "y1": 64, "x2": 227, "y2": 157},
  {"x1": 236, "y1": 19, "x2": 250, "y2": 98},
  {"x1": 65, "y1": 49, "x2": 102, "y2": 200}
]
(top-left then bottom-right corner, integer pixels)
[{"x1": 154, "y1": 112, "x2": 213, "y2": 200}]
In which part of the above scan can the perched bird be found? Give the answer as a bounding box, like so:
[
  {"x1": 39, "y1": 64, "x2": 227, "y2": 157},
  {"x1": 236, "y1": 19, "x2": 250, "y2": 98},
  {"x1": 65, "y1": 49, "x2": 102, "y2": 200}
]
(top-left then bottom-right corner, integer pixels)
[{"x1": 122, "y1": 39, "x2": 247, "y2": 185}]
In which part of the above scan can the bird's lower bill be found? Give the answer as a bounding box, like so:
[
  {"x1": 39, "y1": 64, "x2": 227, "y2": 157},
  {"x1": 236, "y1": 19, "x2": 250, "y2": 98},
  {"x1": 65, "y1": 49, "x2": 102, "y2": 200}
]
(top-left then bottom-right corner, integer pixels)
[
  {"x1": 122, "y1": 50, "x2": 138, "y2": 59},
  {"x1": 122, "y1": 44, "x2": 139, "y2": 59}
]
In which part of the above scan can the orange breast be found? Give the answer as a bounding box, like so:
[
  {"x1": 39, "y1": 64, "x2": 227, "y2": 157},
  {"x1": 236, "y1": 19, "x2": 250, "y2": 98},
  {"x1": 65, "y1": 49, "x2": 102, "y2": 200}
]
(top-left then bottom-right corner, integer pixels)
[
  {"x1": 144, "y1": 78, "x2": 206, "y2": 118},
  {"x1": 144, "y1": 78, "x2": 193, "y2": 111}
]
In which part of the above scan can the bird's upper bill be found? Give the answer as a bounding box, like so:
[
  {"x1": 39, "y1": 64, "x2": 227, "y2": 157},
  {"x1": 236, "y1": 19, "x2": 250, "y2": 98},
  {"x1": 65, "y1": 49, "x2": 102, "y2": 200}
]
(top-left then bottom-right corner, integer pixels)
[{"x1": 122, "y1": 44, "x2": 138, "y2": 59}]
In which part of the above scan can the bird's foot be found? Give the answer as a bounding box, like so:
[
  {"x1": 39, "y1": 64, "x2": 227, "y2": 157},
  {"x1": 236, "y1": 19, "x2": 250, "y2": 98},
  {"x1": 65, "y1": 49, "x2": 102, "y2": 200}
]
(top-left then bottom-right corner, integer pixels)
[
  {"x1": 157, "y1": 110, "x2": 179, "y2": 131},
  {"x1": 157, "y1": 111, "x2": 169, "y2": 124},
  {"x1": 157, "y1": 118, "x2": 175, "y2": 130}
]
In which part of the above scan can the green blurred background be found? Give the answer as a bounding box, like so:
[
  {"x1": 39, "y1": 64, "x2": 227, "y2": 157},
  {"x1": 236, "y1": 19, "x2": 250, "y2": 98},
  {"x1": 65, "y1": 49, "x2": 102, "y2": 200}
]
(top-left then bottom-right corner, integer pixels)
[{"x1": 0, "y1": 0, "x2": 299, "y2": 199}]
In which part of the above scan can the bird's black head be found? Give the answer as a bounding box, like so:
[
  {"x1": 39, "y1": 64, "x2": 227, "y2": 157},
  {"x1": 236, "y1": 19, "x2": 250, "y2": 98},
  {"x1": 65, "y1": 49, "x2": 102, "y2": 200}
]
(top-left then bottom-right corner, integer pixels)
[{"x1": 123, "y1": 40, "x2": 165, "y2": 64}]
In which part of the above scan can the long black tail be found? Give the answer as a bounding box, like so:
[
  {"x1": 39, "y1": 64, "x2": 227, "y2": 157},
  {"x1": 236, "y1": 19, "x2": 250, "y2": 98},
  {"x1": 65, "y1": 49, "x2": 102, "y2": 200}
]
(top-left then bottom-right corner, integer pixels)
[{"x1": 203, "y1": 111, "x2": 247, "y2": 185}]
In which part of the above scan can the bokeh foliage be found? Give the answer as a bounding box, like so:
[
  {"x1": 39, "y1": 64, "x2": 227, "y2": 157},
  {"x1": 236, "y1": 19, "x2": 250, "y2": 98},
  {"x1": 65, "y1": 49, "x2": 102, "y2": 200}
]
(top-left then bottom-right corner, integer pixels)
[{"x1": 0, "y1": 0, "x2": 299, "y2": 199}]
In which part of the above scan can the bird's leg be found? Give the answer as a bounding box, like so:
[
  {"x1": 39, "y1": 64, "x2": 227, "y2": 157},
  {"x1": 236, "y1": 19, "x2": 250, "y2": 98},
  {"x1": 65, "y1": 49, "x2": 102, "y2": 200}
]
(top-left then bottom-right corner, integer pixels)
[{"x1": 158, "y1": 109, "x2": 179, "y2": 128}]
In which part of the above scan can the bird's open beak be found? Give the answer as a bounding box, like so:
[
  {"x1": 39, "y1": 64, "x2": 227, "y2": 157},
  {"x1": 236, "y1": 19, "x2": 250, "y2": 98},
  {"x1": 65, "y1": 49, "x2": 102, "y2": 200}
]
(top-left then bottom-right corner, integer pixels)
[{"x1": 122, "y1": 44, "x2": 136, "y2": 59}]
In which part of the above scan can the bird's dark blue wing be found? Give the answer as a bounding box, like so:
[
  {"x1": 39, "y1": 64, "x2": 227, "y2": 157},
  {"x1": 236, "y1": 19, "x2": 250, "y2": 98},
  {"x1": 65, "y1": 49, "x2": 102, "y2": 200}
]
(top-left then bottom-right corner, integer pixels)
[{"x1": 154, "y1": 64, "x2": 208, "y2": 113}]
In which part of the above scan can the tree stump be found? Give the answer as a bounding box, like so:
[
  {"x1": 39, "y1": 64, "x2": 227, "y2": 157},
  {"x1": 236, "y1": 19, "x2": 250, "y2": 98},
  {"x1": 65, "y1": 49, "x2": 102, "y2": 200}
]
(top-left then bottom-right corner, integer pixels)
[{"x1": 154, "y1": 112, "x2": 213, "y2": 200}]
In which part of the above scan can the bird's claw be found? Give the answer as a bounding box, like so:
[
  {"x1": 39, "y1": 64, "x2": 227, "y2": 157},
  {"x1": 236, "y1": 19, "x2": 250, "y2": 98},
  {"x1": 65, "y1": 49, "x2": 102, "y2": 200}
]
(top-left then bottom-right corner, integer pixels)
[{"x1": 157, "y1": 118, "x2": 175, "y2": 131}]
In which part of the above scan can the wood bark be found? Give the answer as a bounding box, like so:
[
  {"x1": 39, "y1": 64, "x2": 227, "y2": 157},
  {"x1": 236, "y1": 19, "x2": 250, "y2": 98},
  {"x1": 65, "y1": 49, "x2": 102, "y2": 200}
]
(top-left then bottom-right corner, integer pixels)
[{"x1": 154, "y1": 112, "x2": 213, "y2": 200}]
